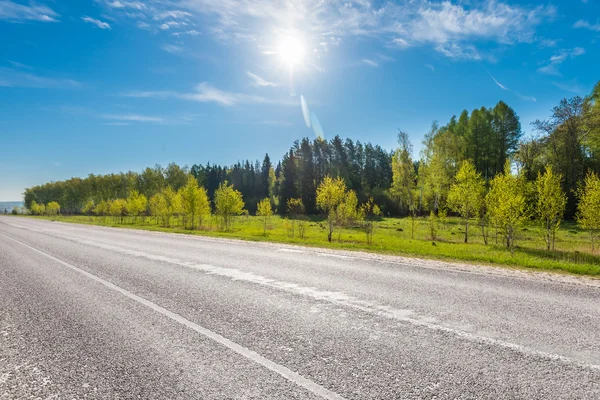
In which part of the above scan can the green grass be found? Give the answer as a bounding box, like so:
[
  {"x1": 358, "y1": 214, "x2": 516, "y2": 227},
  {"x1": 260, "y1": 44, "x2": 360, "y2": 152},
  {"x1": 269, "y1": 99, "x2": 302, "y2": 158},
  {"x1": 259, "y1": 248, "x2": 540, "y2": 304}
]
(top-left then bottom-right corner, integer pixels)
[{"x1": 18, "y1": 214, "x2": 600, "y2": 277}]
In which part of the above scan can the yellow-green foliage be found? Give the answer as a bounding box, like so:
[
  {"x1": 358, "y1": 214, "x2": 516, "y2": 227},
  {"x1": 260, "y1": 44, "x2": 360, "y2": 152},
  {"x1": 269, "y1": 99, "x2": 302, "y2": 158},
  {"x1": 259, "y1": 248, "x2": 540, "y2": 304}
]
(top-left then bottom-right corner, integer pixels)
[
  {"x1": 179, "y1": 176, "x2": 210, "y2": 230},
  {"x1": 316, "y1": 176, "x2": 348, "y2": 242},
  {"x1": 214, "y1": 181, "x2": 245, "y2": 231},
  {"x1": 487, "y1": 162, "x2": 529, "y2": 253},
  {"x1": 447, "y1": 160, "x2": 485, "y2": 243},
  {"x1": 256, "y1": 198, "x2": 273, "y2": 235},
  {"x1": 576, "y1": 171, "x2": 600, "y2": 251},
  {"x1": 535, "y1": 166, "x2": 566, "y2": 251},
  {"x1": 126, "y1": 190, "x2": 148, "y2": 221},
  {"x1": 46, "y1": 201, "x2": 60, "y2": 216}
]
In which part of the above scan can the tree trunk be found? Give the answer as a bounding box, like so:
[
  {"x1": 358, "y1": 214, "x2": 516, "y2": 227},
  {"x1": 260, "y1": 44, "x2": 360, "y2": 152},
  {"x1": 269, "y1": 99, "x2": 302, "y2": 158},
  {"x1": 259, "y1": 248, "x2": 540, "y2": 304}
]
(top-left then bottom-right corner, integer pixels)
[{"x1": 464, "y1": 218, "x2": 469, "y2": 243}]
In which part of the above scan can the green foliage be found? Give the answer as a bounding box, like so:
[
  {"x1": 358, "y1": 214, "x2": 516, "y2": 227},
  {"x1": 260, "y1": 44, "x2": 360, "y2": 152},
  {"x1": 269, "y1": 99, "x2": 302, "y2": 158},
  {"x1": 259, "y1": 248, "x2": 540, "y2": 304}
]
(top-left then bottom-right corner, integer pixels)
[
  {"x1": 535, "y1": 166, "x2": 567, "y2": 251},
  {"x1": 576, "y1": 171, "x2": 600, "y2": 251},
  {"x1": 486, "y1": 162, "x2": 529, "y2": 253},
  {"x1": 126, "y1": 190, "x2": 148, "y2": 222},
  {"x1": 316, "y1": 176, "x2": 347, "y2": 242},
  {"x1": 256, "y1": 198, "x2": 274, "y2": 235},
  {"x1": 149, "y1": 193, "x2": 169, "y2": 227},
  {"x1": 179, "y1": 176, "x2": 210, "y2": 230},
  {"x1": 447, "y1": 160, "x2": 485, "y2": 243},
  {"x1": 82, "y1": 200, "x2": 95, "y2": 215},
  {"x1": 46, "y1": 201, "x2": 60, "y2": 216},
  {"x1": 359, "y1": 197, "x2": 382, "y2": 244},
  {"x1": 109, "y1": 199, "x2": 127, "y2": 223},
  {"x1": 214, "y1": 181, "x2": 245, "y2": 231},
  {"x1": 286, "y1": 198, "x2": 306, "y2": 238}
]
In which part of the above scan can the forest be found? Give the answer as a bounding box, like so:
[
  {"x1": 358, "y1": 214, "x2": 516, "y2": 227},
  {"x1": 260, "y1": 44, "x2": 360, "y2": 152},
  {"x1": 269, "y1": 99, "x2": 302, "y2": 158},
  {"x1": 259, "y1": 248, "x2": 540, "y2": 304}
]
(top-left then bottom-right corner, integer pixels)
[{"x1": 21, "y1": 82, "x2": 600, "y2": 257}]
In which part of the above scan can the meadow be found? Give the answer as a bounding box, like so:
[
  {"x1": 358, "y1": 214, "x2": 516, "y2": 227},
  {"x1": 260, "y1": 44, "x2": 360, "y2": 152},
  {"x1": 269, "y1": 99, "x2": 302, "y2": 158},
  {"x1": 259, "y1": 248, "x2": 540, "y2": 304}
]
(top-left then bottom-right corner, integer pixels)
[{"x1": 22, "y1": 214, "x2": 600, "y2": 277}]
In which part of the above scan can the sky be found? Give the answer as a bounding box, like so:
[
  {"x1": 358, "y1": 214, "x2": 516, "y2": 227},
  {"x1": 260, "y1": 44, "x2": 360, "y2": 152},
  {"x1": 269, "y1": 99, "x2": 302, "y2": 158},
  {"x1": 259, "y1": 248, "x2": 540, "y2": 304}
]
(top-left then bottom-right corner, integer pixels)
[{"x1": 0, "y1": 0, "x2": 599, "y2": 201}]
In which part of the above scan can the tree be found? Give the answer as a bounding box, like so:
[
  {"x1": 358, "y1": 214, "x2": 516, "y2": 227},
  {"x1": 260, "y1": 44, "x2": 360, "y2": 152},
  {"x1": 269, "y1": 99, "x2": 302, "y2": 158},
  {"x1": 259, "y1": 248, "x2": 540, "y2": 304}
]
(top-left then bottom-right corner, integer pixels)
[
  {"x1": 46, "y1": 201, "x2": 60, "y2": 216},
  {"x1": 286, "y1": 197, "x2": 306, "y2": 238},
  {"x1": 491, "y1": 101, "x2": 522, "y2": 177},
  {"x1": 316, "y1": 176, "x2": 347, "y2": 242},
  {"x1": 30, "y1": 200, "x2": 40, "y2": 215},
  {"x1": 576, "y1": 171, "x2": 600, "y2": 251},
  {"x1": 359, "y1": 197, "x2": 381, "y2": 244},
  {"x1": 126, "y1": 190, "x2": 148, "y2": 223},
  {"x1": 82, "y1": 200, "x2": 95, "y2": 216},
  {"x1": 256, "y1": 198, "x2": 273, "y2": 235},
  {"x1": 109, "y1": 199, "x2": 127, "y2": 223},
  {"x1": 533, "y1": 96, "x2": 590, "y2": 217},
  {"x1": 535, "y1": 166, "x2": 567, "y2": 251},
  {"x1": 486, "y1": 162, "x2": 529, "y2": 253},
  {"x1": 38, "y1": 203, "x2": 46, "y2": 216},
  {"x1": 336, "y1": 190, "x2": 360, "y2": 240},
  {"x1": 163, "y1": 186, "x2": 182, "y2": 227},
  {"x1": 214, "y1": 181, "x2": 245, "y2": 231},
  {"x1": 391, "y1": 131, "x2": 416, "y2": 215},
  {"x1": 93, "y1": 200, "x2": 109, "y2": 221},
  {"x1": 447, "y1": 160, "x2": 485, "y2": 243},
  {"x1": 149, "y1": 193, "x2": 169, "y2": 226},
  {"x1": 179, "y1": 176, "x2": 210, "y2": 230}
]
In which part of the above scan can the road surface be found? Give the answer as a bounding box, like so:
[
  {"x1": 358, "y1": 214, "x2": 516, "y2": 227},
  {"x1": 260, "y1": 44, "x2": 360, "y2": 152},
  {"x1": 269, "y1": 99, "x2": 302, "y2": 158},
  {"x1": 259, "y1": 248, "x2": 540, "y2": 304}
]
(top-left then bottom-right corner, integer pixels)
[{"x1": 1, "y1": 216, "x2": 599, "y2": 399}]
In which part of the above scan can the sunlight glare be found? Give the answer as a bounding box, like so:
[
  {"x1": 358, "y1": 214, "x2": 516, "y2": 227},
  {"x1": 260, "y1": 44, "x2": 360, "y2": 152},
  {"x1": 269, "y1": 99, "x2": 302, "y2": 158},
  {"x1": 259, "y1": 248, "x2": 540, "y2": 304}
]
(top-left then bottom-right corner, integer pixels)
[{"x1": 278, "y1": 35, "x2": 305, "y2": 67}]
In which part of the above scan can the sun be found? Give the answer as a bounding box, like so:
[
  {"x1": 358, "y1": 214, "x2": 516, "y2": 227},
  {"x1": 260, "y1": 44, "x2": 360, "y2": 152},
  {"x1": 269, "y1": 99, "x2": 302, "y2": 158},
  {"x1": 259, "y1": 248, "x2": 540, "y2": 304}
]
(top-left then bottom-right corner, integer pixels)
[{"x1": 277, "y1": 35, "x2": 305, "y2": 67}]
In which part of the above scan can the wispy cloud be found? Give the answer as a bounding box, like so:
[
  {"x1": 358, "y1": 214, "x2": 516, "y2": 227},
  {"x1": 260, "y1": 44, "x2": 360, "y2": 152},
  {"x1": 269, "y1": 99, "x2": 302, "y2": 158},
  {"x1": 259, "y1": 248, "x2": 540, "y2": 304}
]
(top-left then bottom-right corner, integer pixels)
[
  {"x1": 435, "y1": 43, "x2": 481, "y2": 60},
  {"x1": 102, "y1": 114, "x2": 164, "y2": 122},
  {"x1": 538, "y1": 47, "x2": 585, "y2": 76},
  {"x1": 0, "y1": 1, "x2": 59, "y2": 22},
  {"x1": 487, "y1": 70, "x2": 536, "y2": 102},
  {"x1": 0, "y1": 68, "x2": 79, "y2": 89},
  {"x1": 553, "y1": 82, "x2": 585, "y2": 94},
  {"x1": 361, "y1": 59, "x2": 378, "y2": 67},
  {"x1": 161, "y1": 44, "x2": 183, "y2": 54},
  {"x1": 246, "y1": 71, "x2": 277, "y2": 87},
  {"x1": 425, "y1": 64, "x2": 435, "y2": 72},
  {"x1": 573, "y1": 20, "x2": 600, "y2": 32},
  {"x1": 7, "y1": 60, "x2": 32, "y2": 70},
  {"x1": 82, "y1": 16, "x2": 111, "y2": 29},
  {"x1": 96, "y1": 0, "x2": 554, "y2": 61},
  {"x1": 124, "y1": 82, "x2": 297, "y2": 107}
]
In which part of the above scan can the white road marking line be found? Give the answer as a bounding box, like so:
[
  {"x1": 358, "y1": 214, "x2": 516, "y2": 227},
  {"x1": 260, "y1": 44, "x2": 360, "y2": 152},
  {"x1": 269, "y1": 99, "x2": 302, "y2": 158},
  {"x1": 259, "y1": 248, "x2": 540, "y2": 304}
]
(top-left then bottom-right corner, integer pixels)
[
  {"x1": 316, "y1": 253, "x2": 354, "y2": 260},
  {"x1": 1, "y1": 233, "x2": 347, "y2": 400},
  {"x1": 276, "y1": 249, "x2": 306, "y2": 253},
  {"x1": 5, "y1": 224, "x2": 600, "y2": 371}
]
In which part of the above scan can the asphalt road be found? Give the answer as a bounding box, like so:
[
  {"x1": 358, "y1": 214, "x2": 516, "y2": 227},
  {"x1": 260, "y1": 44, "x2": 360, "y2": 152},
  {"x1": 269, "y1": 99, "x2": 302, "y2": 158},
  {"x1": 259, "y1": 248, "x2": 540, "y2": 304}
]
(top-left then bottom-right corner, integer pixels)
[{"x1": 1, "y1": 216, "x2": 599, "y2": 399}]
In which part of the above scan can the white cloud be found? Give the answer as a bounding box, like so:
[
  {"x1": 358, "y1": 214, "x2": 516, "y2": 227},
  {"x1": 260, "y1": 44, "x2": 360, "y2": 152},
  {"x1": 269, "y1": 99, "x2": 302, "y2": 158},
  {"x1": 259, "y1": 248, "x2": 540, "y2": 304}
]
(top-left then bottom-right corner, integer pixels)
[
  {"x1": 124, "y1": 82, "x2": 297, "y2": 107},
  {"x1": 246, "y1": 71, "x2": 277, "y2": 87},
  {"x1": 538, "y1": 47, "x2": 585, "y2": 76},
  {"x1": 361, "y1": 59, "x2": 378, "y2": 67},
  {"x1": 103, "y1": 114, "x2": 164, "y2": 122},
  {"x1": 97, "y1": 0, "x2": 554, "y2": 61},
  {"x1": 486, "y1": 70, "x2": 536, "y2": 102},
  {"x1": 82, "y1": 16, "x2": 111, "y2": 29},
  {"x1": 0, "y1": 1, "x2": 59, "y2": 22},
  {"x1": 173, "y1": 29, "x2": 201, "y2": 36},
  {"x1": 435, "y1": 43, "x2": 481, "y2": 60},
  {"x1": 0, "y1": 68, "x2": 80, "y2": 89},
  {"x1": 161, "y1": 44, "x2": 183, "y2": 53},
  {"x1": 552, "y1": 82, "x2": 584, "y2": 94},
  {"x1": 573, "y1": 20, "x2": 600, "y2": 32},
  {"x1": 425, "y1": 64, "x2": 435, "y2": 72}
]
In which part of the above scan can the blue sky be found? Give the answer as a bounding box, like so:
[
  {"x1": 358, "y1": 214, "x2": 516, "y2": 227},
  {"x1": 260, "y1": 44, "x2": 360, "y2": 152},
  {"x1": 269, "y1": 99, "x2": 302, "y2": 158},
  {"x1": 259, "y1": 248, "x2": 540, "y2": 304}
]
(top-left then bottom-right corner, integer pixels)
[{"x1": 0, "y1": 0, "x2": 599, "y2": 200}]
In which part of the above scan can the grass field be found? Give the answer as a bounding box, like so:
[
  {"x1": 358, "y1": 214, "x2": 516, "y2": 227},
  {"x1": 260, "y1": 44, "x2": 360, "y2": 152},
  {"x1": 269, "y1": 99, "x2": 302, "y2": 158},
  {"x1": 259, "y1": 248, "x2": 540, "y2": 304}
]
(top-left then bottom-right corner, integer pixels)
[{"x1": 17, "y1": 213, "x2": 600, "y2": 277}]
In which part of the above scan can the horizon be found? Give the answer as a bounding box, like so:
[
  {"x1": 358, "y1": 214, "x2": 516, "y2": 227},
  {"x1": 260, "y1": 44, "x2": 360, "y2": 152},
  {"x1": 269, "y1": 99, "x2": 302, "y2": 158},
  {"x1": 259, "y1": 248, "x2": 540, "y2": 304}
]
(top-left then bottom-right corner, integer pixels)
[{"x1": 1, "y1": 0, "x2": 599, "y2": 201}]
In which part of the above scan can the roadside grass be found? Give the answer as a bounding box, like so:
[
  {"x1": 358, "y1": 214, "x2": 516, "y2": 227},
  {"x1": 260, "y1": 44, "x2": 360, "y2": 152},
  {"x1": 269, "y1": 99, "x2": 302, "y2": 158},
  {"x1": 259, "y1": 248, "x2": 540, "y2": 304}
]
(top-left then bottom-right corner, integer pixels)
[{"x1": 18, "y1": 214, "x2": 600, "y2": 277}]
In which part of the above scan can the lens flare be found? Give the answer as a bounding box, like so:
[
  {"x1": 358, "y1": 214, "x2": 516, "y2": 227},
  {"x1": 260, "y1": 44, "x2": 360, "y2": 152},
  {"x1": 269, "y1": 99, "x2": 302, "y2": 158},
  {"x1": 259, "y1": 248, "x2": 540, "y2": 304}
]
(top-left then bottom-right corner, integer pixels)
[{"x1": 301, "y1": 95, "x2": 311, "y2": 128}]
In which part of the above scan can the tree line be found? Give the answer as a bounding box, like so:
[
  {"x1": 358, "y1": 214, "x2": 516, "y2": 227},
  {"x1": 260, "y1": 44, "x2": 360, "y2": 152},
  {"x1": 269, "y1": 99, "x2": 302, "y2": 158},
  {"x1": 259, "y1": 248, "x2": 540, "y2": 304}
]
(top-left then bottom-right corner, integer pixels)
[{"x1": 22, "y1": 82, "x2": 600, "y2": 249}]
